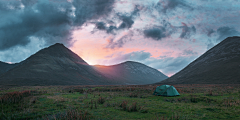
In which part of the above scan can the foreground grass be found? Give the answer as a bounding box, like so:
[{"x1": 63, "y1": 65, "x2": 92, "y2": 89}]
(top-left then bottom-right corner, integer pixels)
[{"x1": 0, "y1": 84, "x2": 240, "y2": 120}]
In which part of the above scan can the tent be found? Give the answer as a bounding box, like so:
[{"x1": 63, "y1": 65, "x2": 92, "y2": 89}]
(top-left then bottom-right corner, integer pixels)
[{"x1": 153, "y1": 85, "x2": 180, "y2": 97}]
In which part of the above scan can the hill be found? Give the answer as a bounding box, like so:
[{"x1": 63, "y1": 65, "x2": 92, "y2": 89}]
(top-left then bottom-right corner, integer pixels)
[
  {"x1": 159, "y1": 36, "x2": 240, "y2": 84},
  {"x1": 0, "y1": 61, "x2": 18, "y2": 75},
  {"x1": 94, "y1": 61, "x2": 168, "y2": 85},
  {"x1": 0, "y1": 43, "x2": 168, "y2": 86},
  {"x1": 0, "y1": 43, "x2": 110, "y2": 86}
]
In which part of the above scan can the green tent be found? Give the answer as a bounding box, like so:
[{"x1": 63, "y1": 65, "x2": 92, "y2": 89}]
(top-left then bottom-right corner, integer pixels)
[{"x1": 153, "y1": 85, "x2": 180, "y2": 96}]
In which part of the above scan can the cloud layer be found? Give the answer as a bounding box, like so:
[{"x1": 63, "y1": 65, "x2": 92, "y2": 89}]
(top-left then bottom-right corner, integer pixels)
[
  {"x1": 1, "y1": 0, "x2": 240, "y2": 76},
  {"x1": 0, "y1": 0, "x2": 116, "y2": 50}
]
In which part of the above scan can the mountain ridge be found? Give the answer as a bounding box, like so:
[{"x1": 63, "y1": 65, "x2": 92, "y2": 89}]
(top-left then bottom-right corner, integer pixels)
[
  {"x1": 159, "y1": 36, "x2": 240, "y2": 84},
  {"x1": 94, "y1": 61, "x2": 168, "y2": 85},
  {"x1": 0, "y1": 43, "x2": 168, "y2": 86},
  {"x1": 0, "y1": 61, "x2": 18, "y2": 76}
]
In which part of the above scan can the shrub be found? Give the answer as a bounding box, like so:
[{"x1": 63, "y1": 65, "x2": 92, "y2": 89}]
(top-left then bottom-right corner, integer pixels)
[
  {"x1": 128, "y1": 93, "x2": 138, "y2": 98},
  {"x1": 84, "y1": 92, "x2": 88, "y2": 99},
  {"x1": 119, "y1": 101, "x2": 128, "y2": 111},
  {"x1": 98, "y1": 97, "x2": 105, "y2": 104},
  {"x1": 0, "y1": 90, "x2": 33, "y2": 104},
  {"x1": 171, "y1": 113, "x2": 180, "y2": 120},
  {"x1": 90, "y1": 99, "x2": 93, "y2": 109},
  {"x1": 139, "y1": 106, "x2": 148, "y2": 113},
  {"x1": 104, "y1": 102, "x2": 111, "y2": 107},
  {"x1": 190, "y1": 95, "x2": 198, "y2": 103},
  {"x1": 128, "y1": 102, "x2": 137, "y2": 112},
  {"x1": 47, "y1": 109, "x2": 91, "y2": 120},
  {"x1": 74, "y1": 88, "x2": 84, "y2": 94},
  {"x1": 95, "y1": 101, "x2": 97, "y2": 109}
]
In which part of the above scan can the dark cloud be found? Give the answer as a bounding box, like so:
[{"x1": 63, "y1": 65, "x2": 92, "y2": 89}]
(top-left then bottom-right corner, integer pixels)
[
  {"x1": 94, "y1": 22, "x2": 117, "y2": 34},
  {"x1": 95, "y1": 22, "x2": 106, "y2": 30},
  {"x1": 0, "y1": 0, "x2": 116, "y2": 51},
  {"x1": 105, "y1": 31, "x2": 134, "y2": 49},
  {"x1": 73, "y1": 0, "x2": 115, "y2": 25},
  {"x1": 118, "y1": 15, "x2": 134, "y2": 29},
  {"x1": 143, "y1": 20, "x2": 196, "y2": 41},
  {"x1": 117, "y1": 5, "x2": 140, "y2": 29},
  {"x1": 157, "y1": 0, "x2": 193, "y2": 13},
  {"x1": 21, "y1": 0, "x2": 38, "y2": 7},
  {"x1": 93, "y1": 5, "x2": 140, "y2": 34},
  {"x1": 143, "y1": 20, "x2": 175, "y2": 40},
  {"x1": 217, "y1": 26, "x2": 240, "y2": 41},
  {"x1": 0, "y1": 2, "x2": 71, "y2": 50},
  {"x1": 0, "y1": 0, "x2": 23, "y2": 11},
  {"x1": 207, "y1": 29, "x2": 215, "y2": 37},
  {"x1": 143, "y1": 27, "x2": 167, "y2": 40},
  {"x1": 179, "y1": 23, "x2": 196, "y2": 39}
]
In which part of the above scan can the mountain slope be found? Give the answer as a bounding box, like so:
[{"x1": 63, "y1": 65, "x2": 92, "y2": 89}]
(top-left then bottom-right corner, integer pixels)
[
  {"x1": 159, "y1": 36, "x2": 240, "y2": 84},
  {"x1": 0, "y1": 61, "x2": 18, "y2": 75},
  {"x1": 94, "y1": 61, "x2": 168, "y2": 85},
  {"x1": 0, "y1": 43, "x2": 109, "y2": 86},
  {"x1": 0, "y1": 43, "x2": 168, "y2": 86}
]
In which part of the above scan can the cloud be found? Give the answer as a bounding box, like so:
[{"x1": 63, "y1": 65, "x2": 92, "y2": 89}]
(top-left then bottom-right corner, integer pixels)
[
  {"x1": 73, "y1": 0, "x2": 115, "y2": 25},
  {"x1": 22, "y1": 0, "x2": 38, "y2": 7},
  {"x1": 206, "y1": 40, "x2": 214, "y2": 50},
  {"x1": 143, "y1": 27, "x2": 167, "y2": 40},
  {"x1": 207, "y1": 29, "x2": 215, "y2": 37},
  {"x1": 143, "y1": 20, "x2": 175, "y2": 40},
  {"x1": 182, "y1": 48, "x2": 198, "y2": 56},
  {"x1": 0, "y1": 0, "x2": 116, "y2": 51},
  {"x1": 143, "y1": 21, "x2": 196, "y2": 41},
  {"x1": 0, "y1": 36, "x2": 46, "y2": 63},
  {"x1": 157, "y1": 0, "x2": 193, "y2": 13},
  {"x1": 0, "y1": 2, "x2": 72, "y2": 51},
  {"x1": 179, "y1": 22, "x2": 196, "y2": 39},
  {"x1": 105, "y1": 31, "x2": 134, "y2": 49},
  {"x1": 146, "y1": 56, "x2": 197, "y2": 76},
  {"x1": 217, "y1": 26, "x2": 240, "y2": 41},
  {"x1": 93, "y1": 5, "x2": 140, "y2": 34},
  {"x1": 94, "y1": 22, "x2": 117, "y2": 34},
  {"x1": 117, "y1": 5, "x2": 140, "y2": 30},
  {"x1": 118, "y1": 15, "x2": 135, "y2": 29}
]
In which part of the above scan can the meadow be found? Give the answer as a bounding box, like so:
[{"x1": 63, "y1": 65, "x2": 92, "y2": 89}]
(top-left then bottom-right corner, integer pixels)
[{"x1": 0, "y1": 84, "x2": 240, "y2": 120}]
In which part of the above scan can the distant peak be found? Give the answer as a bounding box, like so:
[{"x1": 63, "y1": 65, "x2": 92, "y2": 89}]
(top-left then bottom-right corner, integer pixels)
[
  {"x1": 225, "y1": 36, "x2": 240, "y2": 41},
  {"x1": 51, "y1": 43, "x2": 65, "y2": 47},
  {"x1": 124, "y1": 61, "x2": 141, "y2": 64},
  {"x1": 227, "y1": 36, "x2": 240, "y2": 39},
  {"x1": 46, "y1": 43, "x2": 67, "y2": 50},
  {"x1": 121, "y1": 61, "x2": 145, "y2": 66}
]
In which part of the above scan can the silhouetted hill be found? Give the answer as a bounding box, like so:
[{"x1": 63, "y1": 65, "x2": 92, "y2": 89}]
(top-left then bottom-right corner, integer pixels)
[
  {"x1": 94, "y1": 61, "x2": 168, "y2": 85},
  {"x1": 159, "y1": 36, "x2": 240, "y2": 84},
  {"x1": 0, "y1": 43, "x2": 110, "y2": 86},
  {"x1": 0, "y1": 61, "x2": 18, "y2": 76},
  {"x1": 0, "y1": 43, "x2": 168, "y2": 86}
]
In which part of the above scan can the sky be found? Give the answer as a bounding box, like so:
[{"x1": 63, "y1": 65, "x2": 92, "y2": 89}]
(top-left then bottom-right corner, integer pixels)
[{"x1": 0, "y1": 0, "x2": 240, "y2": 76}]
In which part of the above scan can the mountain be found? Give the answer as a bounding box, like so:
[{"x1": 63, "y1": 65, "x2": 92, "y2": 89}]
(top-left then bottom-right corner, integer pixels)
[
  {"x1": 159, "y1": 36, "x2": 240, "y2": 84},
  {"x1": 0, "y1": 43, "x2": 110, "y2": 86},
  {"x1": 0, "y1": 43, "x2": 168, "y2": 86},
  {"x1": 93, "y1": 61, "x2": 168, "y2": 85},
  {"x1": 0, "y1": 61, "x2": 18, "y2": 75}
]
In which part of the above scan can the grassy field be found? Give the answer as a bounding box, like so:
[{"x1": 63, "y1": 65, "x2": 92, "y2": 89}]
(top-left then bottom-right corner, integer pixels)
[{"x1": 0, "y1": 84, "x2": 240, "y2": 120}]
